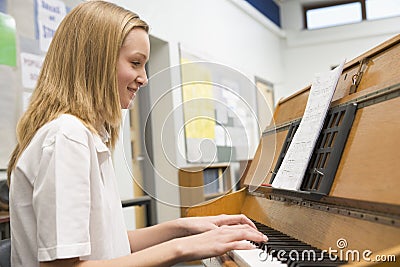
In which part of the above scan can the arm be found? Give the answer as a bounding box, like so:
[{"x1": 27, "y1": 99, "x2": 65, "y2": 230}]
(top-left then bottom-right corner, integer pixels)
[
  {"x1": 40, "y1": 223, "x2": 267, "y2": 267},
  {"x1": 128, "y1": 214, "x2": 261, "y2": 252},
  {"x1": 127, "y1": 219, "x2": 183, "y2": 252}
]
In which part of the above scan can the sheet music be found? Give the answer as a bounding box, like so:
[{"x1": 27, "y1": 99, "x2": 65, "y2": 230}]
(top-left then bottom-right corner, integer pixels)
[{"x1": 272, "y1": 60, "x2": 345, "y2": 190}]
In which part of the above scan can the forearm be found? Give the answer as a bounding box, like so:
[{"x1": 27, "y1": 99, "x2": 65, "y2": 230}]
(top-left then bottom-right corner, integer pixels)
[
  {"x1": 128, "y1": 218, "x2": 188, "y2": 252},
  {"x1": 40, "y1": 221, "x2": 267, "y2": 267},
  {"x1": 41, "y1": 239, "x2": 186, "y2": 267}
]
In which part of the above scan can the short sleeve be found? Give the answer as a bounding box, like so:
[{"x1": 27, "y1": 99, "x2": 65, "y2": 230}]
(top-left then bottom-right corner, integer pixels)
[{"x1": 33, "y1": 131, "x2": 91, "y2": 261}]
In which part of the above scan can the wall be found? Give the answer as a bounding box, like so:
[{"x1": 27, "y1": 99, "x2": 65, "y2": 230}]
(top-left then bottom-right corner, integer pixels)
[
  {"x1": 279, "y1": 0, "x2": 400, "y2": 100},
  {"x1": 113, "y1": 0, "x2": 285, "y2": 88}
]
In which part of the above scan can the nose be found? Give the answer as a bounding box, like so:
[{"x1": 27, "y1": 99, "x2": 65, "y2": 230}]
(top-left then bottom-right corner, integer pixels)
[{"x1": 136, "y1": 69, "x2": 148, "y2": 87}]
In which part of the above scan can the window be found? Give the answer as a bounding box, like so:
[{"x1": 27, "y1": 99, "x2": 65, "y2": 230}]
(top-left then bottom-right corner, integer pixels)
[
  {"x1": 303, "y1": 0, "x2": 400, "y2": 30},
  {"x1": 306, "y1": 2, "x2": 362, "y2": 30},
  {"x1": 366, "y1": 0, "x2": 400, "y2": 20}
]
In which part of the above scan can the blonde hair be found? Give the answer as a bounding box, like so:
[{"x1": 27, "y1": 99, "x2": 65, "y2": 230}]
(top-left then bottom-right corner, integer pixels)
[{"x1": 7, "y1": 0, "x2": 149, "y2": 182}]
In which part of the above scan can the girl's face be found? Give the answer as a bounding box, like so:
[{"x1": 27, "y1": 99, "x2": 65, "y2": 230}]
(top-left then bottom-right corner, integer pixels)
[{"x1": 117, "y1": 28, "x2": 150, "y2": 109}]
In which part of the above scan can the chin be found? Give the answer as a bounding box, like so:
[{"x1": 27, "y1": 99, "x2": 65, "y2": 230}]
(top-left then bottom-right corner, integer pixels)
[{"x1": 126, "y1": 98, "x2": 136, "y2": 109}]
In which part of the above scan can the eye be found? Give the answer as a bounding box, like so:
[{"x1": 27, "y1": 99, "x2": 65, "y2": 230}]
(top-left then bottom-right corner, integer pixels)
[{"x1": 132, "y1": 61, "x2": 141, "y2": 66}]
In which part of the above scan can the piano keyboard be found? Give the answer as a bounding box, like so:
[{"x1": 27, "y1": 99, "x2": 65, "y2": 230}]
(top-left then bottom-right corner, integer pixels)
[{"x1": 203, "y1": 221, "x2": 347, "y2": 267}]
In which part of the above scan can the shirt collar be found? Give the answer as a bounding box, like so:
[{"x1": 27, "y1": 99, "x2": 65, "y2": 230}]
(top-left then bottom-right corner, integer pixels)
[{"x1": 98, "y1": 125, "x2": 111, "y2": 144}]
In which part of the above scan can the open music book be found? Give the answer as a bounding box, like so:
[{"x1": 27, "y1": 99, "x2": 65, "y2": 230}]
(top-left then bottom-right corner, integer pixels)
[{"x1": 272, "y1": 60, "x2": 345, "y2": 191}]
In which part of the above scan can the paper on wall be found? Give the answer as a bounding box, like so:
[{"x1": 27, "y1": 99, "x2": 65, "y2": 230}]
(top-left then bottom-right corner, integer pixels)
[
  {"x1": 20, "y1": 52, "x2": 44, "y2": 89},
  {"x1": 36, "y1": 0, "x2": 66, "y2": 52}
]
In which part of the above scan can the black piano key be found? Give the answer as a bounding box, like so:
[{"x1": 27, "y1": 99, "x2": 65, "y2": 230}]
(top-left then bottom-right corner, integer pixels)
[
  {"x1": 267, "y1": 241, "x2": 313, "y2": 246},
  {"x1": 268, "y1": 237, "x2": 298, "y2": 241},
  {"x1": 268, "y1": 245, "x2": 315, "y2": 251}
]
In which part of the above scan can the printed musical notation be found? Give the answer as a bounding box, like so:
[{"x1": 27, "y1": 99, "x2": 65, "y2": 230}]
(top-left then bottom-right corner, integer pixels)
[{"x1": 272, "y1": 60, "x2": 345, "y2": 190}]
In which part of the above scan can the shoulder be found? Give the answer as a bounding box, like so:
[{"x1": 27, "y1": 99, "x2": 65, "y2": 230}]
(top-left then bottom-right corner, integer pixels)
[
  {"x1": 39, "y1": 114, "x2": 94, "y2": 148},
  {"x1": 16, "y1": 114, "x2": 97, "y2": 181}
]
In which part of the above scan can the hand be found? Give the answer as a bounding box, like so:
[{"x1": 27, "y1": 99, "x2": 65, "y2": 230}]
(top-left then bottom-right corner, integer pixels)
[
  {"x1": 175, "y1": 223, "x2": 268, "y2": 262},
  {"x1": 177, "y1": 214, "x2": 259, "y2": 236}
]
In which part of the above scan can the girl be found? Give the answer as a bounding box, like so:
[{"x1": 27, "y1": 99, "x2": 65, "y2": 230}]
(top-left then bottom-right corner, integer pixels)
[{"x1": 7, "y1": 1, "x2": 267, "y2": 266}]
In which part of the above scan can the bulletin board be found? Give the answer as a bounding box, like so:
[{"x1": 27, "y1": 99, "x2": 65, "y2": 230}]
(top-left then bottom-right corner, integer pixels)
[
  {"x1": 0, "y1": 12, "x2": 17, "y2": 169},
  {"x1": 179, "y1": 48, "x2": 260, "y2": 164},
  {"x1": 0, "y1": 0, "x2": 70, "y2": 170}
]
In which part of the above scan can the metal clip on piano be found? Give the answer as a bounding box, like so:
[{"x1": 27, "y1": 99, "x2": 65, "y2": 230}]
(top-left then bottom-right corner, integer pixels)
[{"x1": 185, "y1": 35, "x2": 400, "y2": 266}]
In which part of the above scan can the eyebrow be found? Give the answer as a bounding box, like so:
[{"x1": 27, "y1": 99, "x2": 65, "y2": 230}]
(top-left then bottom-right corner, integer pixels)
[{"x1": 131, "y1": 52, "x2": 148, "y2": 60}]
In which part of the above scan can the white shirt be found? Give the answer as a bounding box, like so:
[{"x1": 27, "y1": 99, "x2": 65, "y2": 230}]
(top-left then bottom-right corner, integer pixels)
[{"x1": 9, "y1": 114, "x2": 131, "y2": 267}]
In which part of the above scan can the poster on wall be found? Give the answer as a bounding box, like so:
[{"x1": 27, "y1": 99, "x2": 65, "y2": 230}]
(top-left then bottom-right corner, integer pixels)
[
  {"x1": 0, "y1": 12, "x2": 17, "y2": 169},
  {"x1": 0, "y1": 65, "x2": 17, "y2": 170},
  {"x1": 180, "y1": 48, "x2": 259, "y2": 164},
  {"x1": 20, "y1": 52, "x2": 44, "y2": 89},
  {"x1": 180, "y1": 57, "x2": 216, "y2": 163},
  {"x1": 0, "y1": 12, "x2": 16, "y2": 67},
  {"x1": 35, "y1": 0, "x2": 66, "y2": 52}
]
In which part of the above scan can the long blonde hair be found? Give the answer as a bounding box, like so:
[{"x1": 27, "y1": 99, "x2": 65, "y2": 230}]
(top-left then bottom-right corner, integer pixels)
[{"x1": 7, "y1": 0, "x2": 149, "y2": 182}]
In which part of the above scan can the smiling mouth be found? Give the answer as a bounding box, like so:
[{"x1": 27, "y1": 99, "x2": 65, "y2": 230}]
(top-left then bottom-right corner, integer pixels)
[{"x1": 128, "y1": 87, "x2": 137, "y2": 93}]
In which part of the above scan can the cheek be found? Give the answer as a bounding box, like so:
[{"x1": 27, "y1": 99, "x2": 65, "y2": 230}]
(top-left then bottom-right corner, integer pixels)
[
  {"x1": 117, "y1": 60, "x2": 133, "y2": 83},
  {"x1": 117, "y1": 72, "x2": 124, "y2": 96},
  {"x1": 116, "y1": 70, "x2": 126, "y2": 102},
  {"x1": 117, "y1": 67, "x2": 129, "y2": 86}
]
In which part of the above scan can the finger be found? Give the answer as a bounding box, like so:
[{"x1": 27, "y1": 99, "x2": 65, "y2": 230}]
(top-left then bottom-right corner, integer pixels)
[
  {"x1": 218, "y1": 224, "x2": 268, "y2": 242},
  {"x1": 237, "y1": 215, "x2": 257, "y2": 229},
  {"x1": 216, "y1": 214, "x2": 258, "y2": 229},
  {"x1": 227, "y1": 240, "x2": 257, "y2": 251}
]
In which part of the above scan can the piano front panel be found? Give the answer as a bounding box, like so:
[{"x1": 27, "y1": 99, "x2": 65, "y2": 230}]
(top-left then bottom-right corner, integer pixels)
[
  {"x1": 334, "y1": 34, "x2": 400, "y2": 102},
  {"x1": 185, "y1": 187, "x2": 246, "y2": 217},
  {"x1": 355, "y1": 37, "x2": 400, "y2": 92},
  {"x1": 330, "y1": 96, "x2": 400, "y2": 206},
  {"x1": 243, "y1": 130, "x2": 288, "y2": 186},
  {"x1": 272, "y1": 87, "x2": 309, "y2": 125}
]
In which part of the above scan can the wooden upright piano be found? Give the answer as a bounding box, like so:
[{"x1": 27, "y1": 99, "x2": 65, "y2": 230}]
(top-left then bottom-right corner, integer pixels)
[{"x1": 186, "y1": 34, "x2": 400, "y2": 266}]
